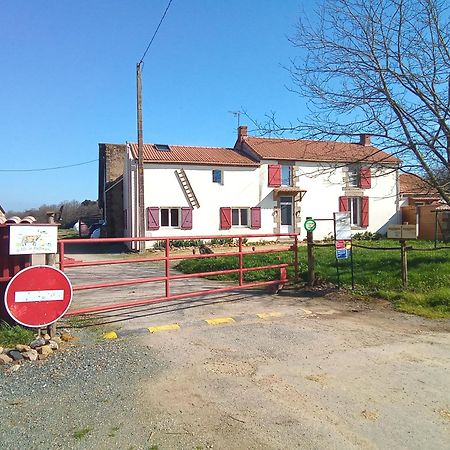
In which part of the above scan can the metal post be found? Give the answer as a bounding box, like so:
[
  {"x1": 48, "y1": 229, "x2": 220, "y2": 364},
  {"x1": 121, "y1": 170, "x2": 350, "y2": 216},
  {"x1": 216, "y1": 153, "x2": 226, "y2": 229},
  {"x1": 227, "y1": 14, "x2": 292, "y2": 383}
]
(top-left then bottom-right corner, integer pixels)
[
  {"x1": 46, "y1": 212, "x2": 56, "y2": 338},
  {"x1": 333, "y1": 214, "x2": 340, "y2": 289},
  {"x1": 238, "y1": 237, "x2": 243, "y2": 286},
  {"x1": 306, "y1": 218, "x2": 315, "y2": 286},
  {"x1": 350, "y1": 241, "x2": 355, "y2": 290},
  {"x1": 136, "y1": 63, "x2": 145, "y2": 253},
  {"x1": 294, "y1": 234, "x2": 299, "y2": 282},
  {"x1": 165, "y1": 238, "x2": 170, "y2": 298}
]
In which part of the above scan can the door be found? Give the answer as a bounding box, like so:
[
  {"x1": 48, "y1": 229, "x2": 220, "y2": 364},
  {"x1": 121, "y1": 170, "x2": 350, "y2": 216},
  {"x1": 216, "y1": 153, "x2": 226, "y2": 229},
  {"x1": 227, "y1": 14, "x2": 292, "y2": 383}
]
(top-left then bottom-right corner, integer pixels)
[{"x1": 280, "y1": 196, "x2": 294, "y2": 233}]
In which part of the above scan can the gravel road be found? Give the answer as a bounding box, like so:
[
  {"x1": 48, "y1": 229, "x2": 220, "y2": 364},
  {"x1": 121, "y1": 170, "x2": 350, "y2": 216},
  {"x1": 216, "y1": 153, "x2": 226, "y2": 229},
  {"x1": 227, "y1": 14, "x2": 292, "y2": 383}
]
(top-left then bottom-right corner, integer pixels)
[{"x1": 1, "y1": 290, "x2": 450, "y2": 450}]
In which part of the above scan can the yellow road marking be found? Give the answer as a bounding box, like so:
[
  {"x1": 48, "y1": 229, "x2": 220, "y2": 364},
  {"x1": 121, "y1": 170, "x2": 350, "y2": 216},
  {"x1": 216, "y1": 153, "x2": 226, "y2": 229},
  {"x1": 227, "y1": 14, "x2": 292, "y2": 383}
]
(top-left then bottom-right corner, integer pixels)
[
  {"x1": 148, "y1": 323, "x2": 180, "y2": 333},
  {"x1": 103, "y1": 331, "x2": 118, "y2": 340},
  {"x1": 205, "y1": 317, "x2": 235, "y2": 325},
  {"x1": 257, "y1": 312, "x2": 282, "y2": 320}
]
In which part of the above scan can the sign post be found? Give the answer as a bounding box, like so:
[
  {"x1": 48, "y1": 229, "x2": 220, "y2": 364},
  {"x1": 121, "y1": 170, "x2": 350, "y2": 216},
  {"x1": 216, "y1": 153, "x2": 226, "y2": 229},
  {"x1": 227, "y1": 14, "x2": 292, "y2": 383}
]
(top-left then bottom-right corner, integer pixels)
[
  {"x1": 333, "y1": 212, "x2": 354, "y2": 289},
  {"x1": 4, "y1": 265, "x2": 72, "y2": 328}
]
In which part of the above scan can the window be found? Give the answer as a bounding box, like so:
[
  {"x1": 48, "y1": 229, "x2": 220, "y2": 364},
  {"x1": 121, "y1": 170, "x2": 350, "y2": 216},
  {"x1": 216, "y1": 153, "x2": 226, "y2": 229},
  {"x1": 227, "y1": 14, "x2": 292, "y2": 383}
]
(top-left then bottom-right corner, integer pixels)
[
  {"x1": 212, "y1": 169, "x2": 223, "y2": 184},
  {"x1": 231, "y1": 208, "x2": 249, "y2": 226},
  {"x1": 281, "y1": 165, "x2": 293, "y2": 186},
  {"x1": 348, "y1": 197, "x2": 361, "y2": 226},
  {"x1": 155, "y1": 144, "x2": 171, "y2": 152},
  {"x1": 347, "y1": 166, "x2": 360, "y2": 187},
  {"x1": 339, "y1": 196, "x2": 369, "y2": 227},
  {"x1": 161, "y1": 208, "x2": 179, "y2": 227}
]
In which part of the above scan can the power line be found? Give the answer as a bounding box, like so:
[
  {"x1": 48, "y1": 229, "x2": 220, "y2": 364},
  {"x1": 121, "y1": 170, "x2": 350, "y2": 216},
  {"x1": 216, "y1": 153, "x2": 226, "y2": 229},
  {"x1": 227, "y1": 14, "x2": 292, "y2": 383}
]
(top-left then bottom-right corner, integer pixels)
[
  {"x1": 0, "y1": 159, "x2": 98, "y2": 173},
  {"x1": 139, "y1": 0, "x2": 174, "y2": 64}
]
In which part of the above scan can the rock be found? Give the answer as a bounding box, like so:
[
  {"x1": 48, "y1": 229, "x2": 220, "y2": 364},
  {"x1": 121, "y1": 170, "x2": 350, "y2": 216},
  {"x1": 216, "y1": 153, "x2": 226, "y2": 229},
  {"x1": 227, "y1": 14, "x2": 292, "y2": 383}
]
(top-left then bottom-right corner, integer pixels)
[
  {"x1": 7, "y1": 350, "x2": 24, "y2": 361},
  {"x1": 199, "y1": 244, "x2": 214, "y2": 254},
  {"x1": 0, "y1": 354, "x2": 13, "y2": 364},
  {"x1": 30, "y1": 338, "x2": 46, "y2": 349},
  {"x1": 42, "y1": 333, "x2": 51, "y2": 341},
  {"x1": 22, "y1": 349, "x2": 38, "y2": 361},
  {"x1": 15, "y1": 344, "x2": 31, "y2": 352},
  {"x1": 52, "y1": 336, "x2": 62, "y2": 345},
  {"x1": 38, "y1": 353, "x2": 48, "y2": 361},
  {"x1": 0, "y1": 346, "x2": 3, "y2": 354},
  {"x1": 61, "y1": 332, "x2": 75, "y2": 342},
  {"x1": 38, "y1": 345, "x2": 53, "y2": 357},
  {"x1": 48, "y1": 340, "x2": 59, "y2": 350}
]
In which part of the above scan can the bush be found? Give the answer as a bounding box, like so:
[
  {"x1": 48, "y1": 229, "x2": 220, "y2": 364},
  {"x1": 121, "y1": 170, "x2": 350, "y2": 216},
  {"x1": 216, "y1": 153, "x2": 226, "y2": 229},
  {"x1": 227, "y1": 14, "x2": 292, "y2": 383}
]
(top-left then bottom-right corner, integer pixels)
[
  {"x1": 0, "y1": 322, "x2": 35, "y2": 347},
  {"x1": 352, "y1": 231, "x2": 381, "y2": 240}
]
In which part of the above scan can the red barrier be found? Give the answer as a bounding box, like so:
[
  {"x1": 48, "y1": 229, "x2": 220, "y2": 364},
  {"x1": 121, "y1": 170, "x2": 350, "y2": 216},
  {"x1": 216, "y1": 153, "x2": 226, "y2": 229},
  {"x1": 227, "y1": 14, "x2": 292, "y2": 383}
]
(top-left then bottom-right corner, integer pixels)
[{"x1": 59, "y1": 233, "x2": 299, "y2": 316}]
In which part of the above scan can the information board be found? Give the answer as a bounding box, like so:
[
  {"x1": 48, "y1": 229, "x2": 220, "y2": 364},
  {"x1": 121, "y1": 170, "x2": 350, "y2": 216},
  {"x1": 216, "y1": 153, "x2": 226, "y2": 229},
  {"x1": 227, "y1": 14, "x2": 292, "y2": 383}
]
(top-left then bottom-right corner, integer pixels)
[{"x1": 9, "y1": 225, "x2": 58, "y2": 255}]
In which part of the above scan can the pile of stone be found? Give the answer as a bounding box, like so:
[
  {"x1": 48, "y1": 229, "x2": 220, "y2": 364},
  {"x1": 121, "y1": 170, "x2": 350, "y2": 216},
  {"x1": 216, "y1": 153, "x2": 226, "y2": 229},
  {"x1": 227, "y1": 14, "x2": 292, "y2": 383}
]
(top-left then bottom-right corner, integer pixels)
[{"x1": 0, "y1": 331, "x2": 74, "y2": 366}]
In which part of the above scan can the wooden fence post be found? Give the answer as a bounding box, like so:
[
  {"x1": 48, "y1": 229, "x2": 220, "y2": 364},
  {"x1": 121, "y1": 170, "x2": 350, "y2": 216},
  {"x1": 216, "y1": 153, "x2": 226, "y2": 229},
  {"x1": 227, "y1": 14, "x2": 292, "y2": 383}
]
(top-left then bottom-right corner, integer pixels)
[
  {"x1": 400, "y1": 239, "x2": 408, "y2": 288},
  {"x1": 306, "y1": 217, "x2": 315, "y2": 286}
]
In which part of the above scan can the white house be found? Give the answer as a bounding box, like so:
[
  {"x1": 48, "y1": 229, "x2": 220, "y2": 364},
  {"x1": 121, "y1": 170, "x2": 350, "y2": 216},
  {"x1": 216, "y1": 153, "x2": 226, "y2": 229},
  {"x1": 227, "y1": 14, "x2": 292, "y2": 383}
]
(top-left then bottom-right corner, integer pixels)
[{"x1": 118, "y1": 126, "x2": 401, "y2": 244}]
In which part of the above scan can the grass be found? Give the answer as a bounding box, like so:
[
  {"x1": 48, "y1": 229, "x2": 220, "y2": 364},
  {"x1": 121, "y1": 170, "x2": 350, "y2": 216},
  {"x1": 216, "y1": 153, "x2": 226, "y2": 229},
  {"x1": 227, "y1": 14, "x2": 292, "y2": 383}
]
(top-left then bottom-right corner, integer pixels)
[
  {"x1": 0, "y1": 322, "x2": 35, "y2": 347},
  {"x1": 58, "y1": 228, "x2": 79, "y2": 239},
  {"x1": 72, "y1": 426, "x2": 93, "y2": 439},
  {"x1": 176, "y1": 240, "x2": 450, "y2": 318}
]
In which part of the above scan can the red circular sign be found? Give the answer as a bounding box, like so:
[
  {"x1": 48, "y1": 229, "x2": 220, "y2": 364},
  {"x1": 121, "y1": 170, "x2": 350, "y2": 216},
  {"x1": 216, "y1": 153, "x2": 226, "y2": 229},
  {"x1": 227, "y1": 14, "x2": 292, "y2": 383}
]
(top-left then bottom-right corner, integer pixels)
[{"x1": 4, "y1": 265, "x2": 73, "y2": 327}]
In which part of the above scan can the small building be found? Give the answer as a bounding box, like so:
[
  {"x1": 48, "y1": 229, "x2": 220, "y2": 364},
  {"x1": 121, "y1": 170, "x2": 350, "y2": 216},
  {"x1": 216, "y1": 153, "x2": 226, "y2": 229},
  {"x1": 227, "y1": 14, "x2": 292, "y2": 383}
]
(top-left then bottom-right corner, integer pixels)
[{"x1": 99, "y1": 127, "x2": 401, "y2": 243}]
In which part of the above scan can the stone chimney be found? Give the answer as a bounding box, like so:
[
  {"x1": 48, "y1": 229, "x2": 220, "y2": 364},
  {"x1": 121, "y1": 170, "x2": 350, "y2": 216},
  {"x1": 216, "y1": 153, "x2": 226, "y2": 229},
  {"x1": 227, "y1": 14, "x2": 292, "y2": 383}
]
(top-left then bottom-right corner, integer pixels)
[
  {"x1": 238, "y1": 125, "x2": 248, "y2": 142},
  {"x1": 360, "y1": 134, "x2": 371, "y2": 146}
]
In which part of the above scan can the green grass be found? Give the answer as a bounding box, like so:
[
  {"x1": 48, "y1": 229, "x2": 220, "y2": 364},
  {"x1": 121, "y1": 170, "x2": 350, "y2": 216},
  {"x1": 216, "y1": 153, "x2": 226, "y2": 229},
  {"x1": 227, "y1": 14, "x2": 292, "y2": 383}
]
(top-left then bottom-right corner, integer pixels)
[
  {"x1": 0, "y1": 322, "x2": 35, "y2": 347},
  {"x1": 176, "y1": 240, "x2": 450, "y2": 318},
  {"x1": 72, "y1": 426, "x2": 93, "y2": 439},
  {"x1": 58, "y1": 228, "x2": 79, "y2": 239}
]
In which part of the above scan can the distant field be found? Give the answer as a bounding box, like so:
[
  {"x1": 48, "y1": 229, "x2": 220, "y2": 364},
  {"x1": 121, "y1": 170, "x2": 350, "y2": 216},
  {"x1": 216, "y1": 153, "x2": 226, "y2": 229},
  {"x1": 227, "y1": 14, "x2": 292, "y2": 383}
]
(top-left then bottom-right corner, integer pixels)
[{"x1": 177, "y1": 240, "x2": 450, "y2": 319}]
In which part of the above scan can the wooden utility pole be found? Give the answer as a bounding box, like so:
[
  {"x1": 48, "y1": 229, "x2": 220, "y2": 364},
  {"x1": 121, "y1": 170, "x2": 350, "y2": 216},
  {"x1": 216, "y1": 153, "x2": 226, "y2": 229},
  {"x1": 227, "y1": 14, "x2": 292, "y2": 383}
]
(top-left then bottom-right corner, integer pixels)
[{"x1": 136, "y1": 63, "x2": 145, "y2": 253}]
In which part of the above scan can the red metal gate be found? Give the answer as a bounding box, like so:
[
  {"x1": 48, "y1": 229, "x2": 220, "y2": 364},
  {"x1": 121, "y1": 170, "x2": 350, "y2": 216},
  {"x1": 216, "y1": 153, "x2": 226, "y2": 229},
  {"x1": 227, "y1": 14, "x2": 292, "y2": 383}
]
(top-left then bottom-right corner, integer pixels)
[{"x1": 59, "y1": 233, "x2": 299, "y2": 316}]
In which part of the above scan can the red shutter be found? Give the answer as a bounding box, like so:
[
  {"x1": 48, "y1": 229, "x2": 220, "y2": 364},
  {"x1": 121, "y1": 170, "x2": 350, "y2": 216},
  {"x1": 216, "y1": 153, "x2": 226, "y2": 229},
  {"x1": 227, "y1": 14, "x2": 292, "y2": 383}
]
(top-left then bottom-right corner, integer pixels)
[
  {"x1": 359, "y1": 167, "x2": 371, "y2": 189},
  {"x1": 361, "y1": 197, "x2": 369, "y2": 227},
  {"x1": 250, "y1": 207, "x2": 261, "y2": 229},
  {"x1": 339, "y1": 196, "x2": 349, "y2": 212},
  {"x1": 181, "y1": 208, "x2": 193, "y2": 230},
  {"x1": 268, "y1": 164, "x2": 281, "y2": 187},
  {"x1": 147, "y1": 207, "x2": 160, "y2": 230},
  {"x1": 220, "y1": 207, "x2": 231, "y2": 230}
]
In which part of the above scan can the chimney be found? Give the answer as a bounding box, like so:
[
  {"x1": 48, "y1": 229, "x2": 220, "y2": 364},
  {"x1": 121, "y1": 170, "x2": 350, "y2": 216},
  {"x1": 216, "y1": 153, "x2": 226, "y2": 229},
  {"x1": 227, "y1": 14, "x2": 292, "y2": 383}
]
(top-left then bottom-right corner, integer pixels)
[
  {"x1": 238, "y1": 125, "x2": 248, "y2": 142},
  {"x1": 360, "y1": 134, "x2": 371, "y2": 146}
]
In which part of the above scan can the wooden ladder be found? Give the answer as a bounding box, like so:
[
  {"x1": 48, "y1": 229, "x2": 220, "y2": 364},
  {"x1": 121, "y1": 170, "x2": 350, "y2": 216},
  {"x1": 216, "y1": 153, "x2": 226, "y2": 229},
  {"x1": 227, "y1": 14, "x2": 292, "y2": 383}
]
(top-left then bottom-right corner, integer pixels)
[{"x1": 175, "y1": 169, "x2": 200, "y2": 208}]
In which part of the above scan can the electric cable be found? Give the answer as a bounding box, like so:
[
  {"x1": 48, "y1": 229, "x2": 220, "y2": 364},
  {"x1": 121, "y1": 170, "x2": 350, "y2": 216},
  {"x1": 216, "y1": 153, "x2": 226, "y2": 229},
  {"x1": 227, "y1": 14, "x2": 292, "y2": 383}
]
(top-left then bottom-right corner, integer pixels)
[{"x1": 0, "y1": 159, "x2": 98, "y2": 172}]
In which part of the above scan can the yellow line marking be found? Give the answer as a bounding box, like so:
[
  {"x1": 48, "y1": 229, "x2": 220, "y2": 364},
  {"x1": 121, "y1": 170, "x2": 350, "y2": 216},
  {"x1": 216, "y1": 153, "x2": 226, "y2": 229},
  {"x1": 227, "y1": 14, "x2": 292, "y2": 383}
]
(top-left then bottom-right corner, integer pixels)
[
  {"x1": 205, "y1": 317, "x2": 235, "y2": 325},
  {"x1": 148, "y1": 323, "x2": 180, "y2": 333},
  {"x1": 103, "y1": 331, "x2": 118, "y2": 340},
  {"x1": 257, "y1": 312, "x2": 282, "y2": 320}
]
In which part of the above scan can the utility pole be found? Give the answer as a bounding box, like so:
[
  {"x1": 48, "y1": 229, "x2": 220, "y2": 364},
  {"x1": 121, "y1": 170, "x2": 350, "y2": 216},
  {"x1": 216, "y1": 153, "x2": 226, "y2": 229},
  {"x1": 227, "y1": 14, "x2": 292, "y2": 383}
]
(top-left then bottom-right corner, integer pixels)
[{"x1": 136, "y1": 62, "x2": 145, "y2": 253}]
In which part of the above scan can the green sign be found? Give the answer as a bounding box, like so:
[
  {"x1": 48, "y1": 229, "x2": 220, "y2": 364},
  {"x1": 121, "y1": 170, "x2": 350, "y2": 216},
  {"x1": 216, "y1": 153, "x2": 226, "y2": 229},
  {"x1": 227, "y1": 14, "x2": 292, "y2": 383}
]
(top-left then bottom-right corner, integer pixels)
[{"x1": 304, "y1": 218, "x2": 317, "y2": 232}]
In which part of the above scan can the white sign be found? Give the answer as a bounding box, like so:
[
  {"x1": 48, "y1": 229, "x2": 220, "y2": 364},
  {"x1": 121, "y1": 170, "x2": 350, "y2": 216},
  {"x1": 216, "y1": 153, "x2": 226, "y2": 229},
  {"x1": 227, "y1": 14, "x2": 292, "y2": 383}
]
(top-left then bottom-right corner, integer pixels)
[
  {"x1": 334, "y1": 212, "x2": 352, "y2": 240},
  {"x1": 9, "y1": 225, "x2": 58, "y2": 255}
]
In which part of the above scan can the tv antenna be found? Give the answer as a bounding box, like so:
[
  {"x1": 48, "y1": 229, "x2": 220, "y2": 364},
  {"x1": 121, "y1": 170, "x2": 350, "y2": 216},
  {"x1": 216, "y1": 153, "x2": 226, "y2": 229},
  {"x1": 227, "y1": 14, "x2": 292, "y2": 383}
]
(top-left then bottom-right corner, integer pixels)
[{"x1": 229, "y1": 110, "x2": 243, "y2": 128}]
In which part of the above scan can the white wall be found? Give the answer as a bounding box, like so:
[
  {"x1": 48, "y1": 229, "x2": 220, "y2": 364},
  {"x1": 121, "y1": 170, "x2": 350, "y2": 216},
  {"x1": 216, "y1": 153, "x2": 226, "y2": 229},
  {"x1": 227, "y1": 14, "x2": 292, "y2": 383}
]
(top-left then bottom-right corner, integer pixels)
[
  {"x1": 142, "y1": 163, "x2": 276, "y2": 241},
  {"x1": 124, "y1": 157, "x2": 400, "y2": 243}
]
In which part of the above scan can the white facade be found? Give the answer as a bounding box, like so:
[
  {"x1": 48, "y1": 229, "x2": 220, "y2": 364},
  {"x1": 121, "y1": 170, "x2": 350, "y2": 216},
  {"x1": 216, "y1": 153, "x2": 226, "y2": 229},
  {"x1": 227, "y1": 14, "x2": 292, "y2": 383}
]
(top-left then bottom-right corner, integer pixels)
[{"x1": 123, "y1": 146, "x2": 400, "y2": 243}]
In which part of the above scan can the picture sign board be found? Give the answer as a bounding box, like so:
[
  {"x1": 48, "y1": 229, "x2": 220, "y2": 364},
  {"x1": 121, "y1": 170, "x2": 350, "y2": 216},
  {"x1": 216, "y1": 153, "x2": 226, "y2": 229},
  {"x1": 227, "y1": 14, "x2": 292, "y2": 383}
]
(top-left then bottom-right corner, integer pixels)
[
  {"x1": 387, "y1": 225, "x2": 417, "y2": 240},
  {"x1": 334, "y1": 212, "x2": 352, "y2": 240},
  {"x1": 9, "y1": 225, "x2": 58, "y2": 255}
]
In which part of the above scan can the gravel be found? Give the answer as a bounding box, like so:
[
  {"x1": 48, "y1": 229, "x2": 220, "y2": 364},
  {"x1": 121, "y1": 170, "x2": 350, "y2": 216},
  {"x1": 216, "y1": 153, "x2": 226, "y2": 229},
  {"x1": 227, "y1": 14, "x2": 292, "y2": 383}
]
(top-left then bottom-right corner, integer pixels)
[{"x1": 0, "y1": 329, "x2": 166, "y2": 450}]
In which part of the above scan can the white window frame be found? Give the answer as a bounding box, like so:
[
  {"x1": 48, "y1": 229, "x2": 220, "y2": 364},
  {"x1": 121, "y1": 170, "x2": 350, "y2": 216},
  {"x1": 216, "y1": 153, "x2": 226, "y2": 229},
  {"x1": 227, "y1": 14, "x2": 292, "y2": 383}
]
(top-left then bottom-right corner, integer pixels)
[
  {"x1": 348, "y1": 197, "x2": 362, "y2": 226},
  {"x1": 347, "y1": 165, "x2": 360, "y2": 187},
  {"x1": 231, "y1": 207, "x2": 250, "y2": 227},
  {"x1": 212, "y1": 169, "x2": 223, "y2": 184},
  {"x1": 281, "y1": 165, "x2": 293, "y2": 187},
  {"x1": 160, "y1": 207, "x2": 181, "y2": 228}
]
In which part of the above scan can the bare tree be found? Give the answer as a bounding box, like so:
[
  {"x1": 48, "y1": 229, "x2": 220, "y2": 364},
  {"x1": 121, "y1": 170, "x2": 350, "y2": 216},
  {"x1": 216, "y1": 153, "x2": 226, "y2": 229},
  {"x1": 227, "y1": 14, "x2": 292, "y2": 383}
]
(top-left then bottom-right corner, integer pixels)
[{"x1": 269, "y1": 0, "x2": 450, "y2": 205}]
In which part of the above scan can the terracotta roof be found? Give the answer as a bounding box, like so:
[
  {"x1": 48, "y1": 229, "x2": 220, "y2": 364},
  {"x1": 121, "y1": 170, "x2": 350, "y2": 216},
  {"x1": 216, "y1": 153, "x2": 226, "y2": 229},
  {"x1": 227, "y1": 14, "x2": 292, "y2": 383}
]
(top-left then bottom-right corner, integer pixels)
[
  {"x1": 242, "y1": 137, "x2": 400, "y2": 164},
  {"x1": 399, "y1": 173, "x2": 438, "y2": 196},
  {"x1": 128, "y1": 143, "x2": 258, "y2": 167}
]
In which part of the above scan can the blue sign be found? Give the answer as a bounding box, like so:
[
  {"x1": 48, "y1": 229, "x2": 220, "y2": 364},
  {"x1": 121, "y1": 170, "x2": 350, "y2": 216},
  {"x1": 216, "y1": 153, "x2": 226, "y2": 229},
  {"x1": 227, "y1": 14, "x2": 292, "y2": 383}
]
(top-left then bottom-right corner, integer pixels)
[{"x1": 336, "y1": 249, "x2": 349, "y2": 259}]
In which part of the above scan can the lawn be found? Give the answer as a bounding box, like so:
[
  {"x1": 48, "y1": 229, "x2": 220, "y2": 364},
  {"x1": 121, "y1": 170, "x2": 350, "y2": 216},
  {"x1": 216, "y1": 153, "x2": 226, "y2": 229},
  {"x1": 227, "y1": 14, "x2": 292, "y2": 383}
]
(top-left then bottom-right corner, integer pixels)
[{"x1": 176, "y1": 240, "x2": 450, "y2": 319}]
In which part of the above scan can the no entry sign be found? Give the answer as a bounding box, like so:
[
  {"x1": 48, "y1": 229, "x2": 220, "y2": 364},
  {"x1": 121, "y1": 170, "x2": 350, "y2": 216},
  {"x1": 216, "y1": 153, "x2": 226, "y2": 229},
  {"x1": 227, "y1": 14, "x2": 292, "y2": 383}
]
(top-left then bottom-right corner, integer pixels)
[{"x1": 4, "y1": 265, "x2": 73, "y2": 327}]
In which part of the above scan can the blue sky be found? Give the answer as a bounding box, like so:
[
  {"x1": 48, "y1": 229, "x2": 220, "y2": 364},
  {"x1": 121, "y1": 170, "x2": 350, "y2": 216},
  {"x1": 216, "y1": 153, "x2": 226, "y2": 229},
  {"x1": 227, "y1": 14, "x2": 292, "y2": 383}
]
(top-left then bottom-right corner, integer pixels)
[{"x1": 1, "y1": 1, "x2": 311, "y2": 211}]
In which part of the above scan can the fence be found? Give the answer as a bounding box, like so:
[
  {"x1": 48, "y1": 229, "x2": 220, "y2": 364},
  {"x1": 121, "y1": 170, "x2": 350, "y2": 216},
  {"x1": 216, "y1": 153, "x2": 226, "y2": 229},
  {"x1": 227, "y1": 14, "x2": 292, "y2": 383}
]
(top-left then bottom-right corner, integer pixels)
[{"x1": 59, "y1": 233, "x2": 299, "y2": 316}]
